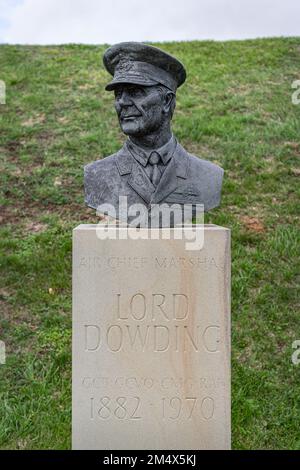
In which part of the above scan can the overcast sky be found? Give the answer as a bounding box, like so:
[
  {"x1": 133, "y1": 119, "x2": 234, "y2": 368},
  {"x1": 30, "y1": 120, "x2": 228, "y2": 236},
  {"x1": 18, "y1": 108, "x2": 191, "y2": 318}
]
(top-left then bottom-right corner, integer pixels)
[{"x1": 0, "y1": 0, "x2": 299, "y2": 44}]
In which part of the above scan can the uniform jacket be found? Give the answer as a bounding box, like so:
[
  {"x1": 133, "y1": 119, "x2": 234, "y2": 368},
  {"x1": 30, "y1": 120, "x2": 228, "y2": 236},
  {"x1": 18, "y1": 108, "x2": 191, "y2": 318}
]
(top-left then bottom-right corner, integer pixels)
[{"x1": 84, "y1": 137, "x2": 223, "y2": 226}]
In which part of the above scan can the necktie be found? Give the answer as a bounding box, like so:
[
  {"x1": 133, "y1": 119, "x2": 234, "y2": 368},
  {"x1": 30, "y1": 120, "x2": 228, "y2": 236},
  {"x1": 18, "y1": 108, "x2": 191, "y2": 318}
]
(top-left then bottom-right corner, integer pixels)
[{"x1": 149, "y1": 152, "x2": 161, "y2": 187}]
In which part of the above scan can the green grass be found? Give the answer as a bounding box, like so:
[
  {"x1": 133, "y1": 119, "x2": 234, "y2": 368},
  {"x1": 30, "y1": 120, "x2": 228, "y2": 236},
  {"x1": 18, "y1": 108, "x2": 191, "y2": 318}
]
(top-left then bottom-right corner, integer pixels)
[{"x1": 0, "y1": 38, "x2": 300, "y2": 449}]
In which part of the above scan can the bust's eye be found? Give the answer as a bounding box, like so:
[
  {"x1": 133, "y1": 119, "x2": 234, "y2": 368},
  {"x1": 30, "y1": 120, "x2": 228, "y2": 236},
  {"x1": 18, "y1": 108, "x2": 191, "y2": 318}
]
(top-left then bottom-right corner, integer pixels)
[
  {"x1": 114, "y1": 90, "x2": 122, "y2": 99},
  {"x1": 128, "y1": 87, "x2": 144, "y2": 98},
  {"x1": 114, "y1": 86, "x2": 144, "y2": 100}
]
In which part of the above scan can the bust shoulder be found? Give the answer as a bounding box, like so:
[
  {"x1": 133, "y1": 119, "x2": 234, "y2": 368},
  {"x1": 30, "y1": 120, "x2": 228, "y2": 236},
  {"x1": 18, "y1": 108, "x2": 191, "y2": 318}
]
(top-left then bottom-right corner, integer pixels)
[
  {"x1": 84, "y1": 151, "x2": 122, "y2": 210},
  {"x1": 178, "y1": 145, "x2": 224, "y2": 210},
  {"x1": 188, "y1": 152, "x2": 223, "y2": 178},
  {"x1": 84, "y1": 152, "x2": 118, "y2": 175}
]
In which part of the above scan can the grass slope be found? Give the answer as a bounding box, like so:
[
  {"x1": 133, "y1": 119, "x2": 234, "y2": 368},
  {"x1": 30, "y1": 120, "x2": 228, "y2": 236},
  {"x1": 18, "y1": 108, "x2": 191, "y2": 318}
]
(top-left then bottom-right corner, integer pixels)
[{"x1": 0, "y1": 38, "x2": 300, "y2": 449}]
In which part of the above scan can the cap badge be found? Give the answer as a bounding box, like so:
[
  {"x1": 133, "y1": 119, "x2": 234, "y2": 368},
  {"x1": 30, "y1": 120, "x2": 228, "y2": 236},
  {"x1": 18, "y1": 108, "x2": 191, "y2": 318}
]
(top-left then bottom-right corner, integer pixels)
[{"x1": 117, "y1": 59, "x2": 135, "y2": 73}]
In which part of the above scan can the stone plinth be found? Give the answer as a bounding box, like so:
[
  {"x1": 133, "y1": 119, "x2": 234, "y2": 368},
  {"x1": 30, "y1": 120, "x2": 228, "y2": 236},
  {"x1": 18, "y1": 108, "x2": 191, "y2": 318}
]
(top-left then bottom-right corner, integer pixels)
[{"x1": 72, "y1": 224, "x2": 230, "y2": 450}]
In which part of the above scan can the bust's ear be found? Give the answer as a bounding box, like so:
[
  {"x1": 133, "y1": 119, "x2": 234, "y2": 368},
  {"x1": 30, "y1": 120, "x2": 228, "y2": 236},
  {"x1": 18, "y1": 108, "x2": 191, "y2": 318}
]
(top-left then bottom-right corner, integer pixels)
[{"x1": 163, "y1": 91, "x2": 175, "y2": 115}]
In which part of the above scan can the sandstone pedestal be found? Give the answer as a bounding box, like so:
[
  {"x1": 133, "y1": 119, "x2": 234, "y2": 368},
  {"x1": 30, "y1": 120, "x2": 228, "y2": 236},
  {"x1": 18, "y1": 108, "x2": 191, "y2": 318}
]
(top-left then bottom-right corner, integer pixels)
[{"x1": 72, "y1": 224, "x2": 230, "y2": 450}]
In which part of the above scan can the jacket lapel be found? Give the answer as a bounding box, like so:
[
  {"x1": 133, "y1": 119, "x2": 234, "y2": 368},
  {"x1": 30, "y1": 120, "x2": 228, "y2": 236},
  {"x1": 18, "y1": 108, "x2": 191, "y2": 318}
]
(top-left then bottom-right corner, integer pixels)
[
  {"x1": 115, "y1": 141, "x2": 189, "y2": 206},
  {"x1": 128, "y1": 159, "x2": 155, "y2": 204},
  {"x1": 115, "y1": 144, "x2": 155, "y2": 204},
  {"x1": 150, "y1": 156, "x2": 177, "y2": 204},
  {"x1": 150, "y1": 142, "x2": 189, "y2": 204}
]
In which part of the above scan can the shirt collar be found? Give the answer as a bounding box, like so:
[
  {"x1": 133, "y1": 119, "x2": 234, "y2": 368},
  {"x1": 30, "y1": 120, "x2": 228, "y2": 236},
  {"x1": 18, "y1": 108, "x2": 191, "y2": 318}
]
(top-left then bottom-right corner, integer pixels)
[{"x1": 126, "y1": 134, "x2": 176, "y2": 167}]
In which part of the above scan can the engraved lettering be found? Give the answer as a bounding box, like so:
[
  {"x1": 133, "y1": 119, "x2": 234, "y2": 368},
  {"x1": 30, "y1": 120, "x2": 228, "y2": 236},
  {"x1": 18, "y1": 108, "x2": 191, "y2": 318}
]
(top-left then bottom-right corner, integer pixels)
[
  {"x1": 91, "y1": 396, "x2": 142, "y2": 420},
  {"x1": 186, "y1": 397, "x2": 197, "y2": 419},
  {"x1": 82, "y1": 377, "x2": 92, "y2": 388},
  {"x1": 169, "y1": 397, "x2": 182, "y2": 419},
  {"x1": 183, "y1": 325, "x2": 198, "y2": 351},
  {"x1": 116, "y1": 293, "x2": 128, "y2": 320},
  {"x1": 125, "y1": 325, "x2": 150, "y2": 350},
  {"x1": 125, "y1": 377, "x2": 138, "y2": 388},
  {"x1": 114, "y1": 397, "x2": 127, "y2": 419},
  {"x1": 85, "y1": 325, "x2": 101, "y2": 351},
  {"x1": 144, "y1": 378, "x2": 154, "y2": 388},
  {"x1": 98, "y1": 396, "x2": 111, "y2": 419},
  {"x1": 155, "y1": 257, "x2": 167, "y2": 268},
  {"x1": 173, "y1": 294, "x2": 188, "y2": 320},
  {"x1": 201, "y1": 396, "x2": 214, "y2": 420},
  {"x1": 174, "y1": 325, "x2": 179, "y2": 352},
  {"x1": 151, "y1": 294, "x2": 168, "y2": 321},
  {"x1": 130, "y1": 293, "x2": 146, "y2": 320},
  {"x1": 106, "y1": 325, "x2": 123, "y2": 352},
  {"x1": 154, "y1": 325, "x2": 169, "y2": 352},
  {"x1": 90, "y1": 397, "x2": 94, "y2": 419},
  {"x1": 130, "y1": 397, "x2": 142, "y2": 419},
  {"x1": 203, "y1": 325, "x2": 221, "y2": 352}
]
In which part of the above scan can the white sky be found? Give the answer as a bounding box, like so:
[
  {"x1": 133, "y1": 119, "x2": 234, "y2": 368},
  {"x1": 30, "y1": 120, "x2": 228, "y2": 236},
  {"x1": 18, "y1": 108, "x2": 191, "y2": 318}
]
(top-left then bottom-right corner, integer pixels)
[{"x1": 0, "y1": 0, "x2": 299, "y2": 44}]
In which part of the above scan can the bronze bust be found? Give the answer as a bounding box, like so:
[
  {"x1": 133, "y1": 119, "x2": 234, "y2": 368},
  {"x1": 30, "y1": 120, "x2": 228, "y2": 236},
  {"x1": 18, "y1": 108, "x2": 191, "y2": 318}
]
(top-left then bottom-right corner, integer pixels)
[{"x1": 84, "y1": 42, "x2": 223, "y2": 226}]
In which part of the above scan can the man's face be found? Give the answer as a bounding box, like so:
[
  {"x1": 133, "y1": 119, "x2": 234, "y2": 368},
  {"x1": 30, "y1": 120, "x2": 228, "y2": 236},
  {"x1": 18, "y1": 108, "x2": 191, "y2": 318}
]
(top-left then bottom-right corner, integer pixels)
[{"x1": 114, "y1": 84, "x2": 167, "y2": 136}]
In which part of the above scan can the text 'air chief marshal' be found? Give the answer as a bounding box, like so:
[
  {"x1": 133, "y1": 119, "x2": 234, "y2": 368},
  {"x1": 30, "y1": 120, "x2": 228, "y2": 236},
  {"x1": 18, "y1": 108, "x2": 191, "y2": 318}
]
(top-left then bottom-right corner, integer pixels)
[{"x1": 84, "y1": 42, "x2": 224, "y2": 227}]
